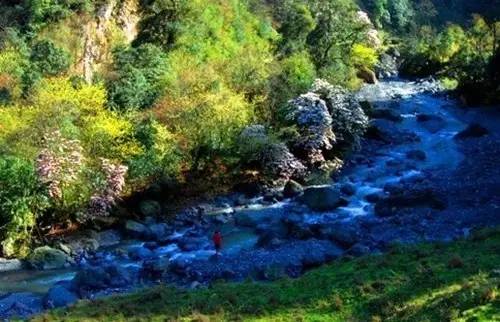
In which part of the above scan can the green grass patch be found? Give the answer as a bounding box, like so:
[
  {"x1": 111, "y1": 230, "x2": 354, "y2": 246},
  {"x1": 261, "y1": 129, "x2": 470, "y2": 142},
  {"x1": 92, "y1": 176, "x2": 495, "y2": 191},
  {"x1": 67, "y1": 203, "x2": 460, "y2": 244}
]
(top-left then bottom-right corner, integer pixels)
[{"x1": 34, "y1": 228, "x2": 500, "y2": 321}]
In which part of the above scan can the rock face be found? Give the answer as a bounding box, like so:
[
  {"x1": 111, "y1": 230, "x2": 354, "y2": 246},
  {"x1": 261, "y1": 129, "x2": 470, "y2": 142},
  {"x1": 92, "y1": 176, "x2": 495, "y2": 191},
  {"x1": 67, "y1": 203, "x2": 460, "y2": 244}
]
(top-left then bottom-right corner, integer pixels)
[
  {"x1": 300, "y1": 186, "x2": 341, "y2": 211},
  {"x1": 259, "y1": 143, "x2": 307, "y2": 181},
  {"x1": 357, "y1": 68, "x2": 378, "y2": 84},
  {"x1": 27, "y1": 247, "x2": 71, "y2": 270}
]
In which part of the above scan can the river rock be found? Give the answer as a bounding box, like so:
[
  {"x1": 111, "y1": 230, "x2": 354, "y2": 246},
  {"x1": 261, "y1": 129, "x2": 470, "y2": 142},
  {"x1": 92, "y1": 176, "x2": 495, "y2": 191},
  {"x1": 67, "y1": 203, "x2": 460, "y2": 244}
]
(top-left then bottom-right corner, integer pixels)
[
  {"x1": 369, "y1": 108, "x2": 402, "y2": 122},
  {"x1": 128, "y1": 246, "x2": 154, "y2": 260},
  {"x1": 43, "y1": 285, "x2": 78, "y2": 308},
  {"x1": 95, "y1": 229, "x2": 122, "y2": 247},
  {"x1": 416, "y1": 113, "x2": 446, "y2": 133},
  {"x1": 365, "y1": 119, "x2": 420, "y2": 145},
  {"x1": 454, "y1": 123, "x2": 489, "y2": 140},
  {"x1": 375, "y1": 188, "x2": 446, "y2": 217},
  {"x1": 124, "y1": 220, "x2": 149, "y2": 239},
  {"x1": 142, "y1": 257, "x2": 170, "y2": 278},
  {"x1": 73, "y1": 265, "x2": 132, "y2": 291},
  {"x1": 319, "y1": 223, "x2": 360, "y2": 248},
  {"x1": 283, "y1": 180, "x2": 304, "y2": 198},
  {"x1": 300, "y1": 186, "x2": 341, "y2": 211},
  {"x1": 176, "y1": 237, "x2": 210, "y2": 252},
  {"x1": 27, "y1": 246, "x2": 72, "y2": 270},
  {"x1": 147, "y1": 223, "x2": 170, "y2": 241},
  {"x1": 357, "y1": 68, "x2": 378, "y2": 84},
  {"x1": 406, "y1": 149, "x2": 427, "y2": 161},
  {"x1": 0, "y1": 258, "x2": 23, "y2": 272},
  {"x1": 138, "y1": 200, "x2": 161, "y2": 218},
  {"x1": 235, "y1": 207, "x2": 285, "y2": 228},
  {"x1": 340, "y1": 183, "x2": 356, "y2": 196}
]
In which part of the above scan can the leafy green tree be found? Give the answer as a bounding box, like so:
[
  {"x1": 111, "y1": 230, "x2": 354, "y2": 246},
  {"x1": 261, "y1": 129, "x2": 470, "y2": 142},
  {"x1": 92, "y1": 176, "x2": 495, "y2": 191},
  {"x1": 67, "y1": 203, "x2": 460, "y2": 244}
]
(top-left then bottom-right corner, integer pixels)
[
  {"x1": 274, "y1": 0, "x2": 316, "y2": 54},
  {"x1": 30, "y1": 39, "x2": 71, "y2": 76},
  {"x1": 107, "y1": 44, "x2": 169, "y2": 110},
  {"x1": 0, "y1": 156, "x2": 49, "y2": 257}
]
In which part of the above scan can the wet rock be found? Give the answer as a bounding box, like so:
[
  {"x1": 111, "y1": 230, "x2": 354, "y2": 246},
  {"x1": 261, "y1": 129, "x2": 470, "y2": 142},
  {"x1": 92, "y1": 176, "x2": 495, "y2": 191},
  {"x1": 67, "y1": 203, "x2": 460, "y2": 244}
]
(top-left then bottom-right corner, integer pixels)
[
  {"x1": 383, "y1": 182, "x2": 405, "y2": 195},
  {"x1": 147, "y1": 223, "x2": 170, "y2": 241},
  {"x1": 300, "y1": 186, "x2": 341, "y2": 211},
  {"x1": 43, "y1": 285, "x2": 78, "y2": 308},
  {"x1": 73, "y1": 265, "x2": 131, "y2": 291},
  {"x1": 0, "y1": 258, "x2": 23, "y2": 272},
  {"x1": 235, "y1": 207, "x2": 284, "y2": 228},
  {"x1": 454, "y1": 123, "x2": 489, "y2": 140},
  {"x1": 95, "y1": 229, "x2": 122, "y2": 247},
  {"x1": 301, "y1": 250, "x2": 326, "y2": 268},
  {"x1": 366, "y1": 119, "x2": 420, "y2": 145},
  {"x1": 142, "y1": 257, "x2": 170, "y2": 278},
  {"x1": 416, "y1": 114, "x2": 446, "y2": 133},
  {"x1": 176, "y1": 237, "x2": 210, "y2": 252},
  {"x1": 340, "y1": 183, "x2": 356, "y2": 196},
  {"x1": 234, "y1": 181, "x2": 263, "y2": 198},
  {"x1": 369, "y1": 108, "x2": 402, "y2": 122},
  {"x1": 27, "y1": 246, "x2": 72, "y2": 270},
  {"x1": 138, "y1": 200, "x2": 161, "y2": 218},
  {"x1": 124, "y1": 220, "x2": 149, "y2": 239},
  {"x1": 320, "y1": 224, "x2": 360, "y2": 248},
  {"x1": 365, "y1": 192, "x2": 383, "y2": 203},
  {"x1": 375, "y1": 188, "x2": 446, "y2": 217},
  {"x1": 283, "y1": 180, "x2": 304, "y2": 198},
  {"x1": 128, "y1": 246, "x2": 154, "y2": 260},
  {"x1": 406, "y1": 149, "x2": 427, "y2": 161}
]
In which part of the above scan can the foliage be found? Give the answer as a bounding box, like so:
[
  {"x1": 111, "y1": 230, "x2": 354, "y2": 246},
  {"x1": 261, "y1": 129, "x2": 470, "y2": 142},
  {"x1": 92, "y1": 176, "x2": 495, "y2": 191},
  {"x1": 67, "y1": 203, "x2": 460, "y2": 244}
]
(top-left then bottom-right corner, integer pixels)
[
  {"x1": 0, "y1": 157, "x2": 48, "y2": 257},
  {"x1": 30, "y1": 39, "x2": 71, "y2": 76},
  {"x1": 36, "y1": 229, "x2": 500, "y2": 321},
  {"x1": 107, "y1": 44, "x2": 169, "y2": 110}
]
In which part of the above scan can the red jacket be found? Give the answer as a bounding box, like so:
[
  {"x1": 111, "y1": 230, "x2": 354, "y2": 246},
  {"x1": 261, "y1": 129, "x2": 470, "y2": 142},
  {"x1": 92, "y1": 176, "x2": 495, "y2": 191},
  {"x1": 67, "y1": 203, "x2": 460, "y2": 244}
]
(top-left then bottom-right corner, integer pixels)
[{"x1": 212, "y1": 232, "x2": 222, "y2": 246}]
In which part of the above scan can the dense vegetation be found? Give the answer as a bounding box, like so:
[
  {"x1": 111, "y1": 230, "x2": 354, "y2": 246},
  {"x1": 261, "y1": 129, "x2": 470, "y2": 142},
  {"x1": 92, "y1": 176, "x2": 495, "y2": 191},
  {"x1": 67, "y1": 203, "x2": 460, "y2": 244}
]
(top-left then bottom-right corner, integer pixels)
[
  {"x1": 0, "y1": 0, "x2": 379, "y2": 257},
  {"x1": 35, "y1": 228, "x2": 500, "y2": 321}
]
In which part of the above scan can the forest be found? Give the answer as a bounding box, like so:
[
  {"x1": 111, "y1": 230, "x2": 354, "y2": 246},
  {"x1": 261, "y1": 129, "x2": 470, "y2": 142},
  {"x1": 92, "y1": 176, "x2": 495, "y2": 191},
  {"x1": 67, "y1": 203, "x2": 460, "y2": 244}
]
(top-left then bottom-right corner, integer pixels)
[{"x1": 0, "y1": 0, "x2": 499, "y2": 321}]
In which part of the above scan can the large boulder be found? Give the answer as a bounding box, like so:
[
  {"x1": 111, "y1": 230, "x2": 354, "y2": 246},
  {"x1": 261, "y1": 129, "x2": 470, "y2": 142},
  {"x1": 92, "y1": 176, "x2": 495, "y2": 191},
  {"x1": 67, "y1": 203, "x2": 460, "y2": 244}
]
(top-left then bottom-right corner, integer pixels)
[
  {"x1": 319, "y1": 223, "x2": 360, "y2": 248},
  {"x1": 43, "y1": 285, "x2": 78, "y2": 308},
  {"x1": 366, "y1": 119, "x2": 420, "y2": 145},
  {"x1": 147, "y1": 223, "x2": 170, "y2": 241},
  {"x1": 73, "y1": 265, "x2": 132, "y2": 292},
  {"x1": 128, "y1": 246, "x2": 154, "y2": 260},
  {"x1": 235, "y1": 207, "x2": 285, "y2": 228},
  {"x1": 124, "y1": 220, "x2": 149, "y2": 239},
  {"x1": 300, "y1": 186, "x2": 341, "y2": 211},
  {"x1": 0, "y1": 292, "x2": 43, "y2": 319},
  {"x1": 357, "y1": 68, "x2": 378, "y2": 84},
  {"x1": 27, "y1": 246, "x2": 71, "y2": 270},
  {"x1": 454, "y1": 123, "x2": 489, "y2": 140},
  {"x1": 283, "y1": 180, "x2": 304, "y2": 198}
]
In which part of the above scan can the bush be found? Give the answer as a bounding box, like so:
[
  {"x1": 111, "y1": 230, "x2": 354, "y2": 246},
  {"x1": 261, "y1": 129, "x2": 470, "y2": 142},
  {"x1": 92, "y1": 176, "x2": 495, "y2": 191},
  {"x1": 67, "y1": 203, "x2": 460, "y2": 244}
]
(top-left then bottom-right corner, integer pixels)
[
  {"x1": 107, "y1": 44, "x2": 169, "y2": 110},
  {"x1": 30, "y1": 39, "x2": 71, "y2": 76},
  {"x1": 0, "y1": 156, "x2": 49, "y2": 257}
]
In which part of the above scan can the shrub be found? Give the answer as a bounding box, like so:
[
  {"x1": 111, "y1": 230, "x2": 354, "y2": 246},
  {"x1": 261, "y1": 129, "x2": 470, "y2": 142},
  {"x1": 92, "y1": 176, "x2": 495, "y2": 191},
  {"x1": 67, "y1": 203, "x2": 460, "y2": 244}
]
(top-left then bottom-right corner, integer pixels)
[
  {"x1": 30, "y1": 39, "x2": 71, "y2": 76},
  {"x1": 0, "y1": 156, "x2": 49, "y2": 257},
  {"x1": 107, "y1": 44, "x2": 169, "y2": 110}
]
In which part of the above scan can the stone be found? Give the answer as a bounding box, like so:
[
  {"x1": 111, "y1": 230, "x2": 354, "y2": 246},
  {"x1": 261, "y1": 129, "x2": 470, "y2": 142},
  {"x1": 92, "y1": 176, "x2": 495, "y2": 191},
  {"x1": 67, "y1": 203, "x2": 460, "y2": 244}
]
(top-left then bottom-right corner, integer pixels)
[
  {"x1": 43, "y1": 285, "x2": 78, "y2": 308},
  {"x1": 348, "y1": 243, "x2": 371, "y2": 256},
  {"x1": 27, "y1": 246, "x2": 71, "y2": 270},
  {"x1": 340, "y1": 183, "x2": 356, "y2": 196},
  {"x1": 283, "y1": 180, "x2": 304, "y2": 198},
  {"x1": 235, "y1": 207, "x2": 285, "y2": 228},
  {"x1": 0, "y1": 258, "x2": 23, "y2": 272},
  {"x1": 95, "y1": 229, "x2": 121, "y2": 247},
  {"x1": 300, "y1": 186, "x2": 341, "y2": 211},
  {"x1": 357, "y1": 68, "x2": 378, "y2": 84},
  {"x1": 454, "y1": 123, "x2": 489, "y2": 140},
  {"x1": 406, "y1": 149, "x2": 427, "y2": 161},
  {"x1": 320, "y1": 224, "x2": 360, "y2": 248},
  {"x1": 73, "y1": 265, "x2": 131, "y2": 291},
  {"x1": 124, "y1": 220, "x2": 149, "y2": 239},
  {"x1": 369, "y1": 108, "x2": 402, "y2": 122},
  {"x1": 142, "y1": 257, "x2": 170, "y2": 278},
  {"x1": 138, "y1": 200, "x2": 161, "y2": 217},
  {"x1": 375, "y1": 188, "x2": 447, "y2": 217},
  {"x1": 0, "y1": 292, "x2": 42, "y2": 319},
  {"x1": 176, "y1": 237, "x2": 210, "y2": 252},
  {"x1": 365, "y1": 192, "x2": 383, "y2": 203},
  {"x1": 416, "y1": 114, "x2": 446, "y2": 133},
  {"x1": 128, "y1": 246, "x2": 154, "y2": 260},
  {"x1": 147, "y1": 223, "x2": 170, "y2": 241}
]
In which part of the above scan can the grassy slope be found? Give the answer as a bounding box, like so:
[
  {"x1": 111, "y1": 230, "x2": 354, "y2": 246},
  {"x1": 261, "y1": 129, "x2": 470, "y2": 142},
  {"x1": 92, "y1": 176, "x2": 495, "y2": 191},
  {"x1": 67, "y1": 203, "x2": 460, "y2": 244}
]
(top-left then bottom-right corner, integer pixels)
[{"x1": 34, "y1": 229, "x2": 500, "y2": 322}]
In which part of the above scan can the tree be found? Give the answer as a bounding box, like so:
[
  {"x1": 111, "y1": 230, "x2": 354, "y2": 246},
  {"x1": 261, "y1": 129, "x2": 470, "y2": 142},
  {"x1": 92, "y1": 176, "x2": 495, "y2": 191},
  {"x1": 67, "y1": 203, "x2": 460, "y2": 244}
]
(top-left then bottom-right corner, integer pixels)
[{"x1": 30, "y1": 39, "x2": 70, "y2": 76}]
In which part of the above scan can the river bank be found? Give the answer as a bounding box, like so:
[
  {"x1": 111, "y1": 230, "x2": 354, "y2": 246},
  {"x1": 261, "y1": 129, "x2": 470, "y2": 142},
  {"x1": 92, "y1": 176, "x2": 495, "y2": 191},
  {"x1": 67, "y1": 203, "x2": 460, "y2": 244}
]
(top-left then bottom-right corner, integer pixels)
[{"x1": 1, "y1": 78, "x2": 499, "y2": 320}]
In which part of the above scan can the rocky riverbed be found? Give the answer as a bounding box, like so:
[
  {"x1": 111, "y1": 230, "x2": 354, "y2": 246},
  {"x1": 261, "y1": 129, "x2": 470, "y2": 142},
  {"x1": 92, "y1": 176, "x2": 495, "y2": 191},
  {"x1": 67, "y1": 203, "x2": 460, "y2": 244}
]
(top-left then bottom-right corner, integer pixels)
[{"x1": 1, "y1": 78, "x2": 499, "y2": 320}]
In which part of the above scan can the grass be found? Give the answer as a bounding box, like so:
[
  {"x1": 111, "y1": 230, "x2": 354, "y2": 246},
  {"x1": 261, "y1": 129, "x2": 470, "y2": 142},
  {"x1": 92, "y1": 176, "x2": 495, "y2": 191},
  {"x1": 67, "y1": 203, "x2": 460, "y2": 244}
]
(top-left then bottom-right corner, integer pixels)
[{"x1": 33, "y1": 228, "x2": 500, "y2": 322}]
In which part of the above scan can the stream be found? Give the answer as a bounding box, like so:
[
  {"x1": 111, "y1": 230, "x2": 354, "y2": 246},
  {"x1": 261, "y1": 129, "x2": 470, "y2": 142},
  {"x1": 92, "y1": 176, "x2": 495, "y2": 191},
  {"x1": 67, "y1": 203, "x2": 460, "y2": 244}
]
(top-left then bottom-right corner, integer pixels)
[{"x1": 2, "y1": 78, "x2": 496, "y2": 320}]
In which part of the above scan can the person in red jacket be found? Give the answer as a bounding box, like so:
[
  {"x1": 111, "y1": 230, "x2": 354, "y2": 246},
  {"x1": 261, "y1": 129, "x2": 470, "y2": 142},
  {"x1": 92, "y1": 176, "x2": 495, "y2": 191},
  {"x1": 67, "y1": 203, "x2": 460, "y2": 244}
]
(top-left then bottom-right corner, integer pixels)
[{"x1": 212, "y1": 230, "x2": 222, "y2": 255}]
